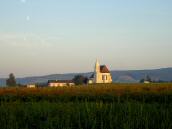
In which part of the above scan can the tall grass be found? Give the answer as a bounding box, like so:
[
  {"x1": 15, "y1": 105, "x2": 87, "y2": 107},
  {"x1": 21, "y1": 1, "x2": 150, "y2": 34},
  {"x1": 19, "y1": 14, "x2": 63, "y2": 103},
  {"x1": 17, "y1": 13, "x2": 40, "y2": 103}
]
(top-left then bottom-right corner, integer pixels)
[
  {"x1": 0, "y1": 83, "x2": 172, "y2": 103},
  {"x1": 0, "y1": 102, "x2": 171, "y2": 129},
  {"x1": 0, "y1": 83, "x2": 172, "y2": 129}
]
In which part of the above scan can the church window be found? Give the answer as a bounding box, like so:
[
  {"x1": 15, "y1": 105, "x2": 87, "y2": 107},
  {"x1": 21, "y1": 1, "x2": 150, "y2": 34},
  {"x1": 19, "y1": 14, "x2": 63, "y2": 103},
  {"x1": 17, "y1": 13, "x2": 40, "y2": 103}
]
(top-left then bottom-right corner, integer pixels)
[{"x1": 102, "y1": 75, "x2": 107, "y2": 80}]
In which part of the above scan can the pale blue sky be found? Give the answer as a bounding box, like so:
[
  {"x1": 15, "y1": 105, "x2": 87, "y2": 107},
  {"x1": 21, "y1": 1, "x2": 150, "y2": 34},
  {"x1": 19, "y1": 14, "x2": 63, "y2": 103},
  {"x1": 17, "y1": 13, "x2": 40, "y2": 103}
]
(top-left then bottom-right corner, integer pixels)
[{"x1": 0, "y1": 0, "x2": 172, "y2": 77}]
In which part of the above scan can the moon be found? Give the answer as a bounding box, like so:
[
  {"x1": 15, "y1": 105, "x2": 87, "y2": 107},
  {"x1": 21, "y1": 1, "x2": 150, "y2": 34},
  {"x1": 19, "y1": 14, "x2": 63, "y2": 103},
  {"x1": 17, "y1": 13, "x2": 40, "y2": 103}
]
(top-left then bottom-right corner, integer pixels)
[
  {"x1": 21, "y1": 0, "x2": 26, "y2": 3},
  {"x1": 26, "y1": 16, "x2": 30, "y2": 21}
]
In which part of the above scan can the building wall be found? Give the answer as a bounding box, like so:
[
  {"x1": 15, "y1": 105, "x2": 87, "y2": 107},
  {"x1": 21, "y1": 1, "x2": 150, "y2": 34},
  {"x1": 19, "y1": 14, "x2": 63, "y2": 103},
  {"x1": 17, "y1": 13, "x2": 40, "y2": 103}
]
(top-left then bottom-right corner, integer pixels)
[
  {"x1": 49, "y1": 83, "x2": 66, "y2": 87},
  {"x1": 27, "y1": 84, "x2": 36, "y2": 88},
  {"x1": 95, "y1": 72, "x2": 112, "y2": 83},
  {"x1": 49, "y1": 82, "x2": 75, "y2": 87}
]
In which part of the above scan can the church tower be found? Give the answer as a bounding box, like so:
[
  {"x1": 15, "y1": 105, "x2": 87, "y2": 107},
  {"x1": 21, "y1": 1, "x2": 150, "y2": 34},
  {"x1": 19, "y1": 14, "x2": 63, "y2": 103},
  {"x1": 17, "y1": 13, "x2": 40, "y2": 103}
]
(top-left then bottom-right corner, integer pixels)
[
  {"x1": 94, "y1": 59, "x2": 100, "y2": 83},
  {"x1": 89, "y1": 59, "x2": 112, "y2": 84},
  {"x1": 95, "y1": 59, "x2": 100, "y2": 73}
]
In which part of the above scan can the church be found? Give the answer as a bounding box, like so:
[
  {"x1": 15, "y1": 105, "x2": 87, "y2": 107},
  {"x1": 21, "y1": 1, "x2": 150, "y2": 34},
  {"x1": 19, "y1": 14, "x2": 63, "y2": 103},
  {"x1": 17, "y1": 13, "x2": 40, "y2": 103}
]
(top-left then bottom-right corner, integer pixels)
[{"x1": 89, "y1": 60, "x2": 112, "y2": 84}]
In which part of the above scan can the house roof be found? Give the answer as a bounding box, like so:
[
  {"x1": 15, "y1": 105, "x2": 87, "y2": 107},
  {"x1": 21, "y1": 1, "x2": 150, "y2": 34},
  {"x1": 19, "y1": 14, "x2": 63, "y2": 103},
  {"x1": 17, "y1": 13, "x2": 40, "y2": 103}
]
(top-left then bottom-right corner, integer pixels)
[
  {"x1": 48, "y1": 80, "x2": 74, "y2": 83},
  {"x1": 100, "y1": 65, "x2": 110, "y2": 73}
]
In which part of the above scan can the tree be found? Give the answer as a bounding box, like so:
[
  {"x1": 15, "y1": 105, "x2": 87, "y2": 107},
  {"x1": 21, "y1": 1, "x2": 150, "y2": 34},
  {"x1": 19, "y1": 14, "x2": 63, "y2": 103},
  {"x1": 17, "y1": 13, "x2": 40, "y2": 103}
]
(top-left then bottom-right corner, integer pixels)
[
  {"x1": 73, "y1": 75, "x2": 88, "y2": 85},
  {"x1": 140, "y1": 75, "x2": 152, "y2": 83},
  {"x1": 146, "y1": 75, "x2": 152, "y2": 82},
  {"x1": 6, "y1": 73, "x2": 17, "y2": 87},
  {"x1": 140, "y1": 79, "x2": 145, "y2": 83}
]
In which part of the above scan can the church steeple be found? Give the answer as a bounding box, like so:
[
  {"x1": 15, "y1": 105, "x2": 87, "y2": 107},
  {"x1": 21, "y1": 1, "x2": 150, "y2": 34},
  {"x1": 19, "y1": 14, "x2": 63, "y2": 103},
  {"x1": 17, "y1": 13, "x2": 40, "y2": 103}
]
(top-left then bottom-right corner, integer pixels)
[{"x1": 95, "y1": 59, "x2": 100, "y2": 73}]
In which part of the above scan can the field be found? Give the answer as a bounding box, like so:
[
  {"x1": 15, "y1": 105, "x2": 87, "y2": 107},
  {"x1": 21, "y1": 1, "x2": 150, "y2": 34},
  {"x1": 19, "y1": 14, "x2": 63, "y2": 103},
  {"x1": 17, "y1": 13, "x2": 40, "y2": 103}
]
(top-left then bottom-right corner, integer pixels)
[{"x1": 0, "y1": 83, "x2": 172, "y2": 129}]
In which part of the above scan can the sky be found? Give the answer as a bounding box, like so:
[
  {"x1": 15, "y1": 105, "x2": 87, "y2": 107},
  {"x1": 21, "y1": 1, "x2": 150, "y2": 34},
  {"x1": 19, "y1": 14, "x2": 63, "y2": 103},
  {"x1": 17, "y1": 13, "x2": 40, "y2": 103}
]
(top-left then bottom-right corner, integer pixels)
[{"x1": 0, "y1": 0, "x2": 172, "y2": 78}]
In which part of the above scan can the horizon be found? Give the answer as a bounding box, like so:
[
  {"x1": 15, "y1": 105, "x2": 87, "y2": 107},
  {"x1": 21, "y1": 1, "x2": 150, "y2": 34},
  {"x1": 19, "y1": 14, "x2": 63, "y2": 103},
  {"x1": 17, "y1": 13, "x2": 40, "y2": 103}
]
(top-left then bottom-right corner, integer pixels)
[
  {"x1": 0, "y1": 0, "x2": 172, "y2": 78},
  {"x1": 1, "y1": 67, "x2": 172, "y2": 79}
]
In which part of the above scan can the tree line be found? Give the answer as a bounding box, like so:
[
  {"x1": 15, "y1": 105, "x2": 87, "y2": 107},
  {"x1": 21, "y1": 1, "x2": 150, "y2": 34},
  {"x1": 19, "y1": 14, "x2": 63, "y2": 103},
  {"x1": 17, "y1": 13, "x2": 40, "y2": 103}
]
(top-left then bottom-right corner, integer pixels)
[
  {"x1": 5, "y1": 73, "x2": 89, "y2": 87},
  {"x1": 6, "y1": 73, "x2": 172, "y2": 87}
]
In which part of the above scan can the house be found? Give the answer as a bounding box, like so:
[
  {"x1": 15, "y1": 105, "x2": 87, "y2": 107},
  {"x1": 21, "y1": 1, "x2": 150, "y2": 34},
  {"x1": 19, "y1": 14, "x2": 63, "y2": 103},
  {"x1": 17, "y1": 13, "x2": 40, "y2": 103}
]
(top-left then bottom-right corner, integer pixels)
[
  {"x1": 27, "y1": 84, "x2": 36, "y2": 88},
  {"x1": 144, "y1": 81, "x2": 151, "y2": 84},
  {"x1": 89, "y1": 60, "x2": 112, "y2": 84},
  {"x1": 48, "y1": 80, "x2": 75, "y2": 87}
]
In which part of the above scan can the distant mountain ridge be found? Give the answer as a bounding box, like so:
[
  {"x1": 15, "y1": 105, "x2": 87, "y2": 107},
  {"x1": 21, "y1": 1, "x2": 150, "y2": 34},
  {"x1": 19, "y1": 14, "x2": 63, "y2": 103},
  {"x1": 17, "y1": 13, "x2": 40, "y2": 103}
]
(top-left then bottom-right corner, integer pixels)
[
  {"x1": 112, "y1": 68, "x2": 172, "y2": 83},
  {"x1": 0, "y1": 68, "x2": 172, "y2": 86}
]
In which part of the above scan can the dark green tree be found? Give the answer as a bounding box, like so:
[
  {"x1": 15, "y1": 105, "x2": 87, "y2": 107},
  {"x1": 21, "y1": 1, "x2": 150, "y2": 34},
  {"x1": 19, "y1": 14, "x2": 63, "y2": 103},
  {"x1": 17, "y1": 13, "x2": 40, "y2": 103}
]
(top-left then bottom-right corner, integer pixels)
[
  {"x1": 140, "y1": 75, "x2": 152, "y2": 83},
  {"x1": 146, "y1": 75, "x2": 152, "y2": 82},
  {"x1": 140, "y1": 79, "x2": 145, "y2": 83},
  {"x1": 6, "y1": 73, "x2": 17, "y2": 87},
  {"x1": 73, "y1": 75, "x2": 88, "y2": 85}
]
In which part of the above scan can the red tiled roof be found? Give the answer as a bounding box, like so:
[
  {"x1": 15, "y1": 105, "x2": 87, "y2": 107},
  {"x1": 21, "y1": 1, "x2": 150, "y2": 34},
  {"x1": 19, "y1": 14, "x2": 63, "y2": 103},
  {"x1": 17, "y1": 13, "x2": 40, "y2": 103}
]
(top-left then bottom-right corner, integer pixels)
[{"x1": 100, "y1": 65, "x2": 110, "y2": 73}]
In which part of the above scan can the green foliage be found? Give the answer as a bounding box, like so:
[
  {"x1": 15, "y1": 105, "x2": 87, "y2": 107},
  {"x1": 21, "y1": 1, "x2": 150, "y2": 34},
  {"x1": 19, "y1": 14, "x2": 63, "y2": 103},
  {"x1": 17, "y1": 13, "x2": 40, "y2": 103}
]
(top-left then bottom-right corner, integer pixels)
[
  {"x1": 72, "y1": 75, "x2": 88, "y2": 85},
  {"x1": 140, "y1": 79, "x2": 145, "y2": 83},
  {"x1": 140, "y1": 75, "x2": 152, "y2": 83},
  {"x1": 6, "y1": 73, "x2": 17, "y2": 87},
  {"x1": 0, "y1": 102, "x2": 171, "y2": 129},
  {"x1": 0, "y1": 83, "x2": 172, "y2": 129},
  {"x1": 0, "y1": 83, "x2": 172, "y2": 103},
  {"x1": 146, "y1": 75, "x2": 152, "y2": 82}
]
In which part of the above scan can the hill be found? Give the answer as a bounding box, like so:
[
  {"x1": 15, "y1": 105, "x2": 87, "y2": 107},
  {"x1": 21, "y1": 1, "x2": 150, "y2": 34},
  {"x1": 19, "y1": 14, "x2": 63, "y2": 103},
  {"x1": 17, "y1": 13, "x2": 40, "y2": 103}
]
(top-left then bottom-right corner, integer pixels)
[
  {"x1": 112, "y1": 68, "x2": 172, "y2": 83},
  {"x1": 0, "y1": 68, "x2": 172, "y2": 86}
]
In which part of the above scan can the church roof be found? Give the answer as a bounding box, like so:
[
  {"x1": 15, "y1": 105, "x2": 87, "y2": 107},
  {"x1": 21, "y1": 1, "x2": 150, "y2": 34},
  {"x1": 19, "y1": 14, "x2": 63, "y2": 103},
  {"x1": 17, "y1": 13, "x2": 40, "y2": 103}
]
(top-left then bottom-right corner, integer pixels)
[{"x1": 100, "y1": 65, "x2": 110, "y2": 73}]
